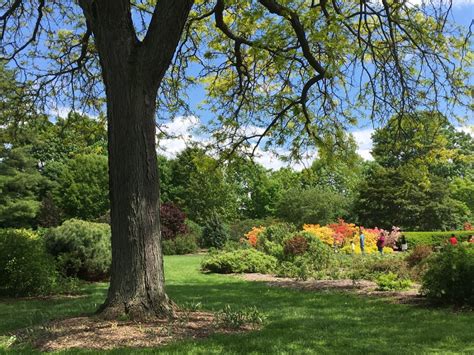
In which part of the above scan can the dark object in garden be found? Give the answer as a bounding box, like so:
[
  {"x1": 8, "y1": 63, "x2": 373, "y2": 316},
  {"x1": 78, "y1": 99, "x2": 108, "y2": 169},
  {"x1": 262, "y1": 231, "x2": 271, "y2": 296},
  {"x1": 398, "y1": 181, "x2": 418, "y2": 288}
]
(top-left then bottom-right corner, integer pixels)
[
  {"x1": 160, "y1": 202, "x2": 188, "y2": 240},
  {"x1": 283, "y1": 235, "x2": 309, "y2": 256}
]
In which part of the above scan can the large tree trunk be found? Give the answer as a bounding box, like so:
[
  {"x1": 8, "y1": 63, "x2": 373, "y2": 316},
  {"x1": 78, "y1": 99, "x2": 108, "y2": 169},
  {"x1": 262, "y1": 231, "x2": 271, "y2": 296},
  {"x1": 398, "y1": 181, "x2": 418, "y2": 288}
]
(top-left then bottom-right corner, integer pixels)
[
  {"x1": 99, "y1": 75, "x2": 172, "y2": 320},
  {"x1": 79, "y1": 0, "x2": 194, "y2": 320}
]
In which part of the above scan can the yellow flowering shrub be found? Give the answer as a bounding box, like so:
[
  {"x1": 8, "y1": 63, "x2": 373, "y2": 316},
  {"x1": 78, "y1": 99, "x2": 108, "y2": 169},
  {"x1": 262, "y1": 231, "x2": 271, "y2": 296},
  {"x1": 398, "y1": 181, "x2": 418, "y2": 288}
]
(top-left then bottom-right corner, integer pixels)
[
  {"x1": 341, "y1": 245, "x2": 394, "y2": 254},
  {"x1": 303, "y1": 224, "x2": 334, "y2": 246},
  {"x1": 343, "y1": 228, "x2": 394, "y2": 254}
]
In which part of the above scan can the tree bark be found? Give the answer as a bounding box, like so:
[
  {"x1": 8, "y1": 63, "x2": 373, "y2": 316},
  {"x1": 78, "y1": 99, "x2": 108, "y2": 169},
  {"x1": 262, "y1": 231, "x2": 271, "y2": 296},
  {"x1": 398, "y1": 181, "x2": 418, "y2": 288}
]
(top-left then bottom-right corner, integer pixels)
[
  {"x1": 78, "y1": 0, "x2": 194, "y2": 320},
  {"x1": 99, "y1": 75, "x2": 173, "y2": 320}
]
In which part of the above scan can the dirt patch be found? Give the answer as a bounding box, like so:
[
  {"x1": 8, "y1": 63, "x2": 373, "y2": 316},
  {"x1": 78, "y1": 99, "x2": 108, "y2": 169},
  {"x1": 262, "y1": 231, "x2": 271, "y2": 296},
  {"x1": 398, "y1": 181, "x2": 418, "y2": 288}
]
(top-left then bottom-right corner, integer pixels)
[
  {"x1": 238, "y1": 273, "x2": 422, "y2": 304},
  {"x1": 15, "y1": 311, "x2": 248, "y2": 352}
]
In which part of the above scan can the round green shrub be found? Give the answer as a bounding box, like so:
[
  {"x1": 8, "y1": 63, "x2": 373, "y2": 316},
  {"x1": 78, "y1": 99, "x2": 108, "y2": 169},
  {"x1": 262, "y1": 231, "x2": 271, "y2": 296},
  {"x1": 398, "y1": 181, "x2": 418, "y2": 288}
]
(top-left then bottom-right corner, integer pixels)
[
  {"x1": 348, "y1": 254, "x2": 409, "y2": 281},
  {"x1": 162, "y1": 234, "x2": 198, "y2": 255},
  {"x1": 0, "y1": 229, "x2": 59, "y2": 296},
  {"x1": 376, "y1": 272, "x2": 412, "y2": 291},
  {"x1": 256, "y1": 223, "x2": 295, "y2": 258},
  {"x1": 405, "y1": 245, "x2": 433, "y2": 267},
  {"x1": 305, "y1": 235, "x2": 335, "y2": 269},
  {"x1": 275, "y1": 233, "x2": 335, "y2": 280},
  {"x1": 185, "y1": 219, "x2": 203, "y2": 240},
  {"x1": 201, "y1": 213, "x2": 229, "y2": 249},
  {"x1": 258, "y1": 223, "x2": 295, "y2": 245},
  {"x1": 422, "y1": 244, "x2": 474, "y2": 306},
  {"x1": 201, "y1": 249, "x2": 277, "y2": 274},
  {"x1": 44, "y1": 219, "x2": 111, "y2": 280}
]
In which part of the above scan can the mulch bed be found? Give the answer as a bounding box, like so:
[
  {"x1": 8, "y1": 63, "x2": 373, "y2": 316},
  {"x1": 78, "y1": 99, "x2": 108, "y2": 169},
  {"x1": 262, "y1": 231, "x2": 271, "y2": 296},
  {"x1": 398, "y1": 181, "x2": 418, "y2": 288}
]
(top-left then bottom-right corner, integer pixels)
[
  {"x1": 14, "y1": 311, "x2": 249, "y2": 352},
  {"x1": 238, "y1": 273, "x2": 424, "y2": 304}
]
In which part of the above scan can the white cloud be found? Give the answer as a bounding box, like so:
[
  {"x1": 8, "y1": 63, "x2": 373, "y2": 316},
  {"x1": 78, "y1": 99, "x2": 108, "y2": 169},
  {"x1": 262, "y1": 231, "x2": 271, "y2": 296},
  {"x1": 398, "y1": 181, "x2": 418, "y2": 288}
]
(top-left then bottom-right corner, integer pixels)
[
  {"x1": 156, "y1": 116, "x2": 317, "y2": 170},
  {"x1": 48, "y1": 106, "x2": 72, "y2": 118},
  {"x1": 350, "y1": 125, "x2": 474, "y2": 162},
  {"x1": 253, "y1": 147, "x2": 316, "y2": 171},
  {"x1": 159, "y1": 115, "x2": 200, "y2": 137},
  {"x1": 357, "y1": 149, "x2": 374, "y2": 161},
  {"x1": 254, "y1": 150, "x2": 288, "y2": 170},
  {"x1": 158, "y1": 117, "x2": 381, "y2": 167},
  {"x1": 48, "y1": 106, "x2": 99, "y2": 120},
  {"x1": 157, "y1": 115, "x2": 204, "y2": 158},
  {"x1": 456, "y1": 125, "x2": 474, "y2": 136},
  {"x1": 237, "y1": 124, "x2": 267, "y2": 138},
  {"x1": 351, "y1": 128, "x2": 375, "y2": 161}
]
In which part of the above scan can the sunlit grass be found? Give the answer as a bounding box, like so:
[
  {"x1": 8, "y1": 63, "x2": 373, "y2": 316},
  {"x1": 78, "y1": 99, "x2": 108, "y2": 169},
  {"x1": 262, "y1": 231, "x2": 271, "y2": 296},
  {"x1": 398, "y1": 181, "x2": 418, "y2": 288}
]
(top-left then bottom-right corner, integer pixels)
[{"x1": 0, "y1": 255, "x2": 472, "y2": 354}]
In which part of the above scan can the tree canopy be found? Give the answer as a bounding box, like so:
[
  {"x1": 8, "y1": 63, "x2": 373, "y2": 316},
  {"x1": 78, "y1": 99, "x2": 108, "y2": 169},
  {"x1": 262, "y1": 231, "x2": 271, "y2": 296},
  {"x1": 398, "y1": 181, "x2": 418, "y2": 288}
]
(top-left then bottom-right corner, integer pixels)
[
  {"x1": 1, "y1": 0, "x2": 471, "y2": 320},
  {"x1": 357, "y1": 111, "x2": 473, "y2": 230},
  {"x1": 0, "y1": 1, "x2": 471, "y2": 158}
]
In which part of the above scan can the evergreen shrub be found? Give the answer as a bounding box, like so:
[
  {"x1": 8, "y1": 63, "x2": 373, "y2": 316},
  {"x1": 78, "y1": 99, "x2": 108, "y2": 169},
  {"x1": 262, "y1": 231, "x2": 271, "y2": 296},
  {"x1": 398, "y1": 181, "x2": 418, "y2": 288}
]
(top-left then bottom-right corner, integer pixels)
[
  {"x1": 201, "y1": 249, "x2": 276, "y2": 274},
  {"x1": 422, "y1": 244, "x2": 474, "y2": 306},
  {"x1": 44, "y1": 219, "x2": 111, "y2": 280}
]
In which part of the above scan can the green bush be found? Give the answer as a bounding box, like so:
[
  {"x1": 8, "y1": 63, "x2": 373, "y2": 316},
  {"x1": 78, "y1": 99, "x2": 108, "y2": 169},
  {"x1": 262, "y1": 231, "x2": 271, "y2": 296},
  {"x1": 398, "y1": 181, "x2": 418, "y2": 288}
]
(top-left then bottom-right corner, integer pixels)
[
  {"x1": 349, "y1": 254, "x2": 410, "y2": 281},
  {"x1": 276, "y1": 235, "x2": 334, "y2": 280},
  {"x1": 201, "y1": 249, "x2": 277, "y2": 274},
  {"x1": 404, "y1": 231, "x2": 472, "y2": 248},
  {"x1": 185, "y1": 219, "x2": 203, "y2": 241},
  {"x1": 201, "y1": 212, "x2": 229, "y2": 249},
  {"x1": 162, "y1": 234, "x2": 198, "y2": 255},
  {"x1": 228, "y1": 217, "x2": 278, "y2": 241},
  {"x1": 276, "y1": 257, "x2": 314, "y2": 280},
  {"x1": 376, "y1": 272, "x2": 412, "y2": 291},
  {"x1": 259, "y1": 223, "x2": 295, "y2": 245},
  {"x1": 422, "y1": 244, "x2": 474, "y2": 306},
  {"x1": 44, "y1": 219, "x2": 111, "y2": 280},
  {"x1": 405, "y1": 245, "x2": 433, "y2": 267},
  {"x1": 256, "y1": 223, "x2": 295, "y2": 258},
  {"x1": 304, "y1": 235, "x2": 334, "y2": 267},
  {"x1": 0, "y1": 229, "x2": 59, "y2": 296}
]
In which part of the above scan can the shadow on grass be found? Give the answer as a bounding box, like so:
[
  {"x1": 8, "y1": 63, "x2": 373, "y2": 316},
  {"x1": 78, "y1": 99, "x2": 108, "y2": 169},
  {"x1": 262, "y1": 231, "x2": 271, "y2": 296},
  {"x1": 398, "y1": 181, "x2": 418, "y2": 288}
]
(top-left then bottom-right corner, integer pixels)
[
  {"x1": 1, "y1": 255, "x2": 473, "y2": 354},
  {"x1": 0, "y1": 283, "x2": 108, "y2": 334},
  {"x1": 161, "y1": 280, "x2": 473, "y2": 354}
]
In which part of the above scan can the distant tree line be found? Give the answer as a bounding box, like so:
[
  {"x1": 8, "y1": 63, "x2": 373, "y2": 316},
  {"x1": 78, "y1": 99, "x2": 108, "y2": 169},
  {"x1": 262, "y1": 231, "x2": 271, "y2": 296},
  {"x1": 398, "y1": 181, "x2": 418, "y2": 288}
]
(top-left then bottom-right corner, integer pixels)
[{"x1": 1, "y1": 65, "x2": 472, "y2": 231}]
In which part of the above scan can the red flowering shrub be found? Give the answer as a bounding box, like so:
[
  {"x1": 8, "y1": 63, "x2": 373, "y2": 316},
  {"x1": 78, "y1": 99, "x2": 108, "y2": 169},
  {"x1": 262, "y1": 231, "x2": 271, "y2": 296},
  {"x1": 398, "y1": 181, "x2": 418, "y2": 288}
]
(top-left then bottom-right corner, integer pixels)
[
  {"x1": 328, "y1": 219, "x2": 357, "y2": 246},
  {"x1": 160, "y1": 202, "x2": 188, "y2": 240},
  {"x1": 283, "y1": 235, "x2": 309, "y2": 256}
]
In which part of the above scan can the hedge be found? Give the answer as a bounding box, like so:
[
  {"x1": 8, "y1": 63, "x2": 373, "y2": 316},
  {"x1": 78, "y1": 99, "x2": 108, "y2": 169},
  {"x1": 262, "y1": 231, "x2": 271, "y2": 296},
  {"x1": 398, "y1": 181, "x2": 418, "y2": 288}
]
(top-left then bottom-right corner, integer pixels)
[
  {"x1": 404, "y1": 230, "x2": 472, "y2": 248},
  {"x1": 0, "y1": 229, "x2": 59, "y2": 296}
]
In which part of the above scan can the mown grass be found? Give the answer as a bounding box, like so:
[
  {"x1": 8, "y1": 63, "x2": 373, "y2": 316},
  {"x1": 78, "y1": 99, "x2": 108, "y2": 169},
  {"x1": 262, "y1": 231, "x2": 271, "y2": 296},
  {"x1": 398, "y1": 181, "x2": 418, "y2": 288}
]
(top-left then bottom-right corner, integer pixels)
[{"x1": 1, "y1": 255, "x2": 473, "y2": 354}]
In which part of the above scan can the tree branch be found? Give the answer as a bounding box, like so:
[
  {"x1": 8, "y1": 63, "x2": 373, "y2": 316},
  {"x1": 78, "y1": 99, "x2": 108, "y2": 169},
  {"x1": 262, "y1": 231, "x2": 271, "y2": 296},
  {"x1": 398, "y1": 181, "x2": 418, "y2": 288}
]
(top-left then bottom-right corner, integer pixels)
[{"x1": 142, "y1": 0, "x2": 194, "y2": 88}]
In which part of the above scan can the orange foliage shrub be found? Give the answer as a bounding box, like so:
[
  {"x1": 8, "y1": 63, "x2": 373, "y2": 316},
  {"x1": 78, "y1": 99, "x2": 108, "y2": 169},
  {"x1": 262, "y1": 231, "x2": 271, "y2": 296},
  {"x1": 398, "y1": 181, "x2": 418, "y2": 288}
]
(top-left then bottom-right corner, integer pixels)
[{"x1": 244, "y1": 226, "x2": 266, "y2": 247}]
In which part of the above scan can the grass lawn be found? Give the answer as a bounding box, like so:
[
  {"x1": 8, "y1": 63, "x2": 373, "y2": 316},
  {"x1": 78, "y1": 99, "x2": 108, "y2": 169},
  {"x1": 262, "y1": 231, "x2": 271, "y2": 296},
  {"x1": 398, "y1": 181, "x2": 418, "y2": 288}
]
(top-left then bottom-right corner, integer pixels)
[{"x1": 1, "y1": 255, "x2": 473, "y2": 354}]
